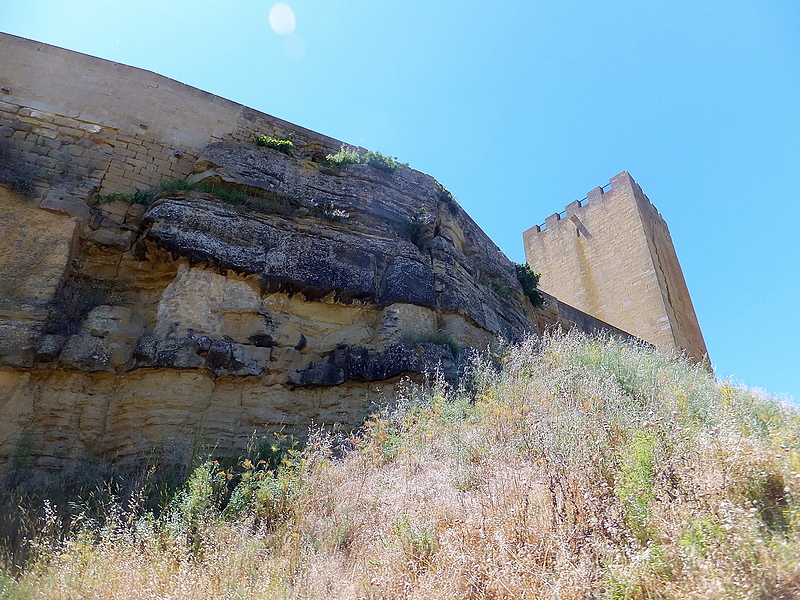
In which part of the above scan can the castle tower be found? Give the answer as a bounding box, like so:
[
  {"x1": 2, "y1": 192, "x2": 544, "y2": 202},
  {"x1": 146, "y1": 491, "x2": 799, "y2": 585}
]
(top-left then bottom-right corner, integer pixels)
[{"x1": 522, "y1": 171, "x2": 708, "y2": 363}]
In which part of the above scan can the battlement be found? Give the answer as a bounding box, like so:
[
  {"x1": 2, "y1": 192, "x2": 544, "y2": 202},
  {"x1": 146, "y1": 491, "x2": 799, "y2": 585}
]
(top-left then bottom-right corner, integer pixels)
[
  {"x1": 528, "y1": 181, "x2": 613, "y2": 232},
  {"x1": 525, "y1": 170, "x2": 671, "y2": 236}
]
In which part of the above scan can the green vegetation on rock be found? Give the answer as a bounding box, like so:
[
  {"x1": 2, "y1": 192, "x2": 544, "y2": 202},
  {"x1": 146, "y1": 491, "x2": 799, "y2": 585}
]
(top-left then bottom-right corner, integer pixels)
[
  {"x1": 95, "y1": 177, "x2": 248, "y2": 206},
  {"x1": 515, "y1": 262, "x2": 544, "y2": 307},
  {"x1": 254, "y1": 135, "x2": 294, "y2": 155},
  {"x1": 490, "y1": 278, "x2": 512, "y2": 299},
  {"x1": 325, "y1": 145, "x2": 408, "y2": 172},
  {"x1": 436, "y1": 182, "x2": 458, "y2": 208},
  {"x1": 396, "y1": 208, "x2": 430, "y2": 247},
  {"x1": 323, "y1": 146, "x2": 361, "y2": 168},
  {"x1": 94, "y1": 177, "x2": 305, "y2": 216},
  {"x1": 361, "y1": 150, "x2": 408, "y2": 172}
]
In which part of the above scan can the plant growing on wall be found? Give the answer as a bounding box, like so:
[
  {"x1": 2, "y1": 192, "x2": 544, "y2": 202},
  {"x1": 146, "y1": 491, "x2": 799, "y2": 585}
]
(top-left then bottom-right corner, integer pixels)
[
  {"x1": 95, "y1": 177, "x2": 348, "y2": 223},
  {"x1": 491, "y1": 279, "x2": 512, "y2": 299},
  {"x1": 324, "y1": 146, "x2": 361, "y2": 168},
  {"x1": 97, "y1": 178, "x2": 261, "y2": 206},
  {"x1": 324, "y1": 146, "x2": 408, "y2": 172},
  {"x1": 254, "y1": 135, "x2": 294, "y2": 156},
  {"x1": 396, "y1": 208, "x2": 430, "y2": 248},
  {"x1": 0, "y1": 138, "x2": 38, "y2": 197},
  {"x1": 361, "y1": 150, "x2": 408, "y2": 172},
  {"x1": 515, "y1": 262, "x2": 544, "y2": 307},
  {"x1": 44, "y1": 272, "x2": 122, "y2": 336},
  {"x1": 436, "y1": 182, "x2": 457, "y2": 209}
]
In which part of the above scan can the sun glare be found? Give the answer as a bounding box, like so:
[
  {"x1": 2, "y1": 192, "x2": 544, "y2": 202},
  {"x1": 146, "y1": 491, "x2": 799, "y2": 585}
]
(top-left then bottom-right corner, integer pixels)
[{"x1": 269, "y1": 3, "x2": 296, "y2": 35}]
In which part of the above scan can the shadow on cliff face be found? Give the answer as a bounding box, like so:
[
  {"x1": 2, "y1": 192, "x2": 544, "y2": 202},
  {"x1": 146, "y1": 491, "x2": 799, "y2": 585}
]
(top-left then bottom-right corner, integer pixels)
[
  {"x1": 0, "y1": 136, "x2": 541, "y2": 497},
  {"x1": 0, "y1": 416, "x2": 362, "y2": 575},
  {"x1": 43, "y1": 271, "x2": 124, "y2": 336},
  {"x1": 0, "y1": 137, "x2": 38, "y2": 197},
  {"x1": 0, "y1": 427, "x2": 331, "y2": 573}
]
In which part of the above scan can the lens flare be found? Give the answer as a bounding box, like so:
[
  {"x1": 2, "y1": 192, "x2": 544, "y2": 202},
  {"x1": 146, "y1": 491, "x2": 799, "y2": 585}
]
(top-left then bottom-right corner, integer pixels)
[{"x1": 269, "y1": 4, "x2": 296, "y2": 35}]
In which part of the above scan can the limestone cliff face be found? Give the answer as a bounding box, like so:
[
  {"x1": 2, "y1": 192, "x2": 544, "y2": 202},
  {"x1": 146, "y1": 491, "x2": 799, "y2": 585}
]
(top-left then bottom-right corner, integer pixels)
[{"x1": 0, "y1": 140, "x2": 539, "y2": 472}]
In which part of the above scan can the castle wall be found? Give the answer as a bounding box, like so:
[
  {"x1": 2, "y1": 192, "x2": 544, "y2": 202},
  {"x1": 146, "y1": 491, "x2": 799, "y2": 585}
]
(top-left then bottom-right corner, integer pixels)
[
  {"x1": 0, "y1": 31, "x2": 343, "y2": 212},
  {"x1": 523, "y1": 172, "x2": 708, "y2": 362}
]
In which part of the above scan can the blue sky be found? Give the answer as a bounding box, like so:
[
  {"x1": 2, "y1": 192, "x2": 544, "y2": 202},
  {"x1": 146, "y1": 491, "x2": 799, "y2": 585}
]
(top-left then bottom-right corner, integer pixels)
[{"x1": 3, "y1": 0, "x2": 799, "y2": 399}]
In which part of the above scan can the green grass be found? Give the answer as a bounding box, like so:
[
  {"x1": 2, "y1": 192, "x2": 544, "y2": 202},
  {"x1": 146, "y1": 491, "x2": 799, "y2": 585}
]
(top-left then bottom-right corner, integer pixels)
[
  {"x1": 95, "y1": 177, "x2": 247, "y2": 206},
  {"x1": 323, "y1": 146, "x2": 362, "y2": 168},
  {"x1": 94, "y1": 177, "x2": 300, "y2": 213},
  {"x1": 490, "y1": 278, "x2": 512, "y2": 299},
  {"x1": 94, "y1": 177, "x2": 354, "y2": 224},
  {"x1": 436, "y1": 182, "x2": 458, "y2": 209},
  {"x1": 361, "y1": 150, "x2": 408, "y2": 172},
  {"x1": 395, "y1": 208, "x2": 430, "y2": 248}
]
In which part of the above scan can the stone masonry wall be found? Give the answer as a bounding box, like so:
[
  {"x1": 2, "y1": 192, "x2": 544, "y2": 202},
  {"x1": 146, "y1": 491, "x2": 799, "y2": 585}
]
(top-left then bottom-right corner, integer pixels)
[{"x1": 0, "y1": 32, "x2": 344, "y2": 218}]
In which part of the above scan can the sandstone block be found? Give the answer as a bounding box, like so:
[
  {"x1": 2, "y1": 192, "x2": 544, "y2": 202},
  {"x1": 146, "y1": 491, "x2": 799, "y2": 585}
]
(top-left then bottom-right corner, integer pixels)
[
  {"x1": 0, "y1": 322, "x2": 38, "y2": 367},
  {"x1": 0, "y1": 100, "x2": 20, "y2": 114},
  {"x1": 377, "y1": 257, "x2": 436, "y2": 307},
  {"x1": 204, "y1": 338, "x2": 232, "y2": 371},
  {"x1": 132, "y1": 335, "x2": 158, "y2": 367},
  {"x1": 39, "y1": 190, "x2": 91, "y2": 219},
  {"x1": 377, "y1": 303, "x2": 438, "y2": 346},
  {"x1": 85, "y1": 225, "x2": 136, "y2": 250},
  {"x1": 18, "y1": 108, "x2": 54, "y2": 123},
  {"x1": 0, "y1": 371, "x2": 34, "y2": 458},
  {"x1": 269, "y1": 345, "x2": 305, "y2": 373},
  {"x1": 57, "y1": 126, "x2": 84, "y2": 139},
  {"x1": 229, "y1": 344, "x2": 272, "y2": 376}
]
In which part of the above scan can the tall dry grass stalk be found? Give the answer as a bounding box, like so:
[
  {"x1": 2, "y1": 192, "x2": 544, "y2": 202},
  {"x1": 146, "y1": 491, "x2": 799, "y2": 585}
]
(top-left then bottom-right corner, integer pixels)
[{"x1": 2, "y1": 330, "x2": 800, "y2": 599}]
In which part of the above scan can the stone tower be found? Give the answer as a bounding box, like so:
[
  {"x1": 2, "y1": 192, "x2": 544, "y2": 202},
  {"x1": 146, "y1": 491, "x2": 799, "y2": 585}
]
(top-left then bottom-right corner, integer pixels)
[{"x1": 522, "y1": 171, "x2": 708, "y2": 363}]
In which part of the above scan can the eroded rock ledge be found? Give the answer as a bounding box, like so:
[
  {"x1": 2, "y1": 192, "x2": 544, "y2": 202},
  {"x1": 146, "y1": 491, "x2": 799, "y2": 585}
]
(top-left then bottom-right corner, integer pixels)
[{"x1": 0, "y1": 141, "x2": 542, "y2": 471}]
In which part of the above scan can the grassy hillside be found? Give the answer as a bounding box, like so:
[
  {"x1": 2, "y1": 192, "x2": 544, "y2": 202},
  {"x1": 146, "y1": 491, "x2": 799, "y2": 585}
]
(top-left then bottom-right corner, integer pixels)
[{"x1": 2, "y1": 331, "x2": 799, "y2": 599}]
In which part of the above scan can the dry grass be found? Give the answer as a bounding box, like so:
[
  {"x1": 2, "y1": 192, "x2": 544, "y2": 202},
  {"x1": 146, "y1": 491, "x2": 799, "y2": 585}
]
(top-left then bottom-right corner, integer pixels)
[{"x1": 3, "y1": 331, "x2": 800, "y2": 599}]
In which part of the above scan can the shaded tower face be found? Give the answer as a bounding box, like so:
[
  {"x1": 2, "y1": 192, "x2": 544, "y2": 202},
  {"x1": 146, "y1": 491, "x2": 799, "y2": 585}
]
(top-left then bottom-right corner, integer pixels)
[{"x1": 522, "y1": 171, "x2": 708, "y2": 363}]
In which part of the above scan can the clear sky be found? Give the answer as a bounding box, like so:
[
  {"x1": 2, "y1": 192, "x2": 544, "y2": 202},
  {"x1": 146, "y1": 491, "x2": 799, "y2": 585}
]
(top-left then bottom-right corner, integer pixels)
[{"x1": 3, "y1": 0, "x2": 799, "y2": 400}]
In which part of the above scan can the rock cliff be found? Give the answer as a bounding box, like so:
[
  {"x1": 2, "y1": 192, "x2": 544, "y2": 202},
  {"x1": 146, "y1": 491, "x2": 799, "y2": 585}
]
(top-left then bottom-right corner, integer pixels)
[
  {"x1": 0, "y1": 138, "x2": 542, "y2": 471},
  {"x1": 0, "y1": 32, "x2": 636, "y2": 474}
]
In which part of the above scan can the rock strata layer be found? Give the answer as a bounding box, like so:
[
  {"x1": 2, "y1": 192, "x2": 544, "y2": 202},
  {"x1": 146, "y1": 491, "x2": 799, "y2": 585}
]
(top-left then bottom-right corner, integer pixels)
[{"x1": 0, "y1": 140, "x2": 542, "y2": 472}]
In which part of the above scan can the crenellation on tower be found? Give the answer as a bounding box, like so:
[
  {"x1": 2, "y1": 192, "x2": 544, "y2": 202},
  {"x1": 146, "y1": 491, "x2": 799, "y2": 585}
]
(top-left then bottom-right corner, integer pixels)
[{"x1": 523, "y1": 171, "x2": 708, "y2": 363}]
